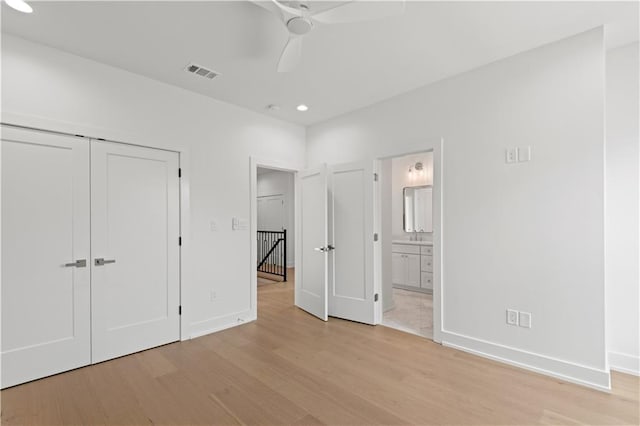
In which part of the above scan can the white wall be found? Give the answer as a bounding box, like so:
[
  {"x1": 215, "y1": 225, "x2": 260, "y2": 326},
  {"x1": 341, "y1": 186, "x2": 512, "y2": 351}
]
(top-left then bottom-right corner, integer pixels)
[
  {"x1": 307, "y1": 29, "x2": 608, "y2": 389},
  {"x1": 391, "y1": 152, "x2": 434, "y2": 240},
  {"x1": 257, "y1": 169, "x2": 295, "y2": 266},
  {"x1": 1, "y1": 35, "x2": 306, "y2": 338},
  {"x1": 606, "y1": 42, "x2": 639, "y2": 376}
]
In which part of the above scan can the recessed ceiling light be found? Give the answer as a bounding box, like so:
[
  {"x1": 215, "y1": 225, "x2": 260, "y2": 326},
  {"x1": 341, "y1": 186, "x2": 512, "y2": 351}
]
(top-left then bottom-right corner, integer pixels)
[
  {"x1": 296, "y1": 104, "x2": 309, "y2": 112},
  {"x1": 4, "y1": 0, "x2": 33, "y2": 13}
]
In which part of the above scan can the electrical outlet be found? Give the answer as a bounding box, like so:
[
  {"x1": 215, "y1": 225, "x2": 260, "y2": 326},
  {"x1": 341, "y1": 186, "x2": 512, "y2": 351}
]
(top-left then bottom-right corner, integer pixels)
[
  {"x1": 505, "y1": 148, "x2": 517, "y2": 164},
  {"x1": 210, "y1": 290, "x2": 217, "y2": 301},
  {"x1": 519, "y1": 311, "x2": 532, "y2": 328},
  {"x1": 518, "y1": 146, "x2": 531, "y2": 162},
  {"x1": 210, "y1": 220, "x2": 217, "y2": 232},
  {"x1": 506, "y1": 309, "x2": 519, "y2": 325}
]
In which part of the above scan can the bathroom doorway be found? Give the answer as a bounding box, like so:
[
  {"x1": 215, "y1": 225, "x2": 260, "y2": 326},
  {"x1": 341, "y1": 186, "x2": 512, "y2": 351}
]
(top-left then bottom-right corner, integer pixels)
[{"x1": 379, "y1": 151, "x2": 435, "y2": 339}]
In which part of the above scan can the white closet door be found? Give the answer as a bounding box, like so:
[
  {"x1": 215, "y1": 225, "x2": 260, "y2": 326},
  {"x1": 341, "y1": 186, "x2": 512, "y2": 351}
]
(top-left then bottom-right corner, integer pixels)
[
  {"x1": 295, "y1": 165, "x2": 328, "y2": 321},
  {"x1": 328, "y1": 161, "x2": 376, "y2": 325},
  {"x1": 91, "y1": 141, "x2": 180, "y2": 363},
  {"x1": 1, "y1": 126, "x2": 90, "y2": 388}
]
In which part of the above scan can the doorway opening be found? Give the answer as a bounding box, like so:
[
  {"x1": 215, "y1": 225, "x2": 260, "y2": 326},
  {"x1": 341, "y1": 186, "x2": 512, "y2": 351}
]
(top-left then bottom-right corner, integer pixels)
[
  {"x1": 255, "y1": 166, "x2": 296, "y2": 309},
  {"x1": 379, "y1": 151, "x2": 435, "y2": 339}
]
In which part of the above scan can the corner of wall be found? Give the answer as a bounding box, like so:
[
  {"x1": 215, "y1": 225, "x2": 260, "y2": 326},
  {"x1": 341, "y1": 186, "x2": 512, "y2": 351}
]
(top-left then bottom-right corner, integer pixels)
[{"x1": 608, "y1": 352, "x2": 640, "y2": 376}]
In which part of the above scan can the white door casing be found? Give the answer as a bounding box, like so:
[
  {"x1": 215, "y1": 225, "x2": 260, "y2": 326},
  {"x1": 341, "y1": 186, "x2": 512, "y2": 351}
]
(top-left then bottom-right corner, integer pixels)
[
  {"x1": 295, "y1": 165, "x2": 328, "y2": 321},
  {"x1": 1, "y1": 126, "x2": 91, "y2": 388},
  {"x1": 91, "y1": 140, "x2": 180, "y2": 363},
  {"x1": 328, "y1": 161, "x2": 376, "y2": 325}
]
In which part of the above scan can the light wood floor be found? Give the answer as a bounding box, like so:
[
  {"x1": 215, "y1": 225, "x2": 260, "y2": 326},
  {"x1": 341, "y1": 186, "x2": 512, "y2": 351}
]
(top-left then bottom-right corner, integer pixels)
[{"x1": 2, "y1": 269, "x2": 638, "y2": 425}]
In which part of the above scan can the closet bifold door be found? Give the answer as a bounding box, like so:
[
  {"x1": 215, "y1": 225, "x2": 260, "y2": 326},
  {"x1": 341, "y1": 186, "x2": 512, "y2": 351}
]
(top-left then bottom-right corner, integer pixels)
[
  {"x1": 90, "y1": 140, "x2": 180, "y2": 363},
  {"x1": 1, "y1": 126, "x2": 91, "y2": 388}
]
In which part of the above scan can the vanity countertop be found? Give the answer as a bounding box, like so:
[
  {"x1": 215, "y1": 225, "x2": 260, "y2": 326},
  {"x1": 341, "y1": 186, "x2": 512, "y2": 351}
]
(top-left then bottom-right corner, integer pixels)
[{"x1": 392, "y1": 240, "x2": 433, "y2": 246}]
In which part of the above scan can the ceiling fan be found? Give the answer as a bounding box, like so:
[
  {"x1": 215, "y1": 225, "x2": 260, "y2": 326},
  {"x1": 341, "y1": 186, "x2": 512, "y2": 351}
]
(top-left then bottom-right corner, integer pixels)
[{"x1": 258, "y1": 0, "x2": 406, "y2": 72}]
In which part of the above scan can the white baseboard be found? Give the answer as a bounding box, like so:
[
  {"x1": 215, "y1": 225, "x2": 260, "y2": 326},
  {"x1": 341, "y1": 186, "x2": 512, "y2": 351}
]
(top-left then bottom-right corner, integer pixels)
[
  {"x1": 189, "y1": 311, "x2": 256, "y2": 339},
  {"x1": 609, "y1": 351, "x2": 640, "y2": 376},
  {"x1": 286, "y1": 261, "x2": 295, "y2": 268},
  {"x1": 441, "y1": 331, "x2": 611, "y2": 392}
]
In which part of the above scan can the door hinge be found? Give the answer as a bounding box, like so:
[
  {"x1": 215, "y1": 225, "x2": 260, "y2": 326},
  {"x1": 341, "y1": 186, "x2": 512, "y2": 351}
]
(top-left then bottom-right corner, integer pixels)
[
  {"x1": 179, "y1": 236, "x2": 182, "y2": 246},
  {"x1": 374, "y1": 173, "x2": 378, "y2": 182},
  {"x1": 178, "y1": 168, "x2": 182, "y2": 178},
  {"x1": 373, "y1": 233, "x2": 379, "y2": 242},
  {"x1": 374, "y1": 293, "x2": 379, "y2": 302},
  {"x1": 179, "y1": 305, "x2": 182, "y2": 315}
]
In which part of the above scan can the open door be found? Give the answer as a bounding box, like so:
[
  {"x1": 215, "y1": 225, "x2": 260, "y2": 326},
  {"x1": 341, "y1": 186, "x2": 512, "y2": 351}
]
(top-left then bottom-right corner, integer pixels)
[
  {"x1": 295, "y1": 165, "x2": 329, "y2": 320},
  {"x1": 328, "y1": 161, "x2": 377, "y2": 325}
]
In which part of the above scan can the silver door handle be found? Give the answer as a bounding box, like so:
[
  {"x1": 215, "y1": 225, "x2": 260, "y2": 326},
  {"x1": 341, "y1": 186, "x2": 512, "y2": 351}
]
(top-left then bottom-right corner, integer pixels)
[
  {"x1": 94, "y1": 258, "x2": 116, "y2": 266},
  {"x1": 314, "y1": 245, "x2": 335, "y2": 253},
  {"x1": 64, "y1": 259, "x2": 87, "y2": 268}
]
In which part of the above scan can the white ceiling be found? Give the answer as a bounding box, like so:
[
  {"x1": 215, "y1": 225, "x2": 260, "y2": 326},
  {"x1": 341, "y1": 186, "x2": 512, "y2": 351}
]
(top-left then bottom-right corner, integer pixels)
[{"x1": 2, "y1": 1, "x2": 638, "y2": 125}]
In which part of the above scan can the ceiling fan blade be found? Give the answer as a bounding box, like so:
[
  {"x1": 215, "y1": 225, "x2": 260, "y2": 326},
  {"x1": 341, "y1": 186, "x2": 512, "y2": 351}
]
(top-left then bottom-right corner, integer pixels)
[
  {"x1": 271, "y1": 0, "x2": 302, "y2": 17},
  {"x1": 312, "y1": 0, "x2": 405, "y2": 24},
  {"x1": 277, "y1": 36, "x2": 303, "y2": 72},
  {"x1": 250, "y1": 0, "x2": 284, "y2": 22}
]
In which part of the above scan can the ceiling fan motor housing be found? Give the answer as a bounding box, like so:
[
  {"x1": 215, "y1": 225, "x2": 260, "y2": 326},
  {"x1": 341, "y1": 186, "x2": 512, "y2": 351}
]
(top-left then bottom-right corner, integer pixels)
[{"x1": 287, "y1": 16, "x2": 313, "y2": 35}]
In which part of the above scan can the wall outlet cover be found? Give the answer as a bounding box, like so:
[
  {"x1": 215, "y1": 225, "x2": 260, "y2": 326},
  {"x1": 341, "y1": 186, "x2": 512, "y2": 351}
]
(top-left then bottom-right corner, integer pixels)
[
  {"x1": 507, "y1": 309, "x2": 519, "y2": 325},
  {"x1": 505, "y1": 148, "x2": 517, "y2": 164},
  {"x1": 519, "y1": 311, "x2": 532, "y2": 328},
  {"x1": 517, "y1": 146, "x2": 531, "y2": 162}
]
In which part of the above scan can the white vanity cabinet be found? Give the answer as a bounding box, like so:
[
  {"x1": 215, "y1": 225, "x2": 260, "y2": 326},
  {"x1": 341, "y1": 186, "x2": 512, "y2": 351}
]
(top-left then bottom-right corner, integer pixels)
[{"x1": 392, "y1": 243, "x2": 433, "y2": 293}]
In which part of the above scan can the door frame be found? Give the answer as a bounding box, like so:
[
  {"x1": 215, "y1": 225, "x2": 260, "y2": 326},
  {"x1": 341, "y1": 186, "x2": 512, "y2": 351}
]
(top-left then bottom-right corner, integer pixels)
[
  {"x1": 250, "y1": 157, "x2": 302, "y2": 319},
  {"x1": 375, "y1": 138, "x2": 444, "y2": 343},
  {"x1": 1, "y1": 114, "x2": 191, "y2": 341}
]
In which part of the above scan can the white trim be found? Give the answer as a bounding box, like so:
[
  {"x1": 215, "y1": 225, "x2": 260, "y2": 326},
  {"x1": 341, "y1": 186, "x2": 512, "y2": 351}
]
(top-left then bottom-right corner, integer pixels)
[
  {"x1": 442, "y1": 331, "x2": 611, "y2": 392},
  {"x1": 189, "y1": 311, "x2": 257, "y2": 339},
  {"x1": 250, "y1": 157, "x2": 303, "y2": 321},
  {"x1": 0, "y1": 112, "x2": 192, "y2": 342},
  {"x1": 609, "y1": 351, "x2": 640, "y2": 376}
]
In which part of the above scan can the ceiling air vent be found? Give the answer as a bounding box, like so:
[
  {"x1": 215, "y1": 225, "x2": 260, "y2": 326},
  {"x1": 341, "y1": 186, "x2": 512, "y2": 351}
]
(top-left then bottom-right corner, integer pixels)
[{"x1": 185, "y1": 63, "x2": 219, "y2": 80}]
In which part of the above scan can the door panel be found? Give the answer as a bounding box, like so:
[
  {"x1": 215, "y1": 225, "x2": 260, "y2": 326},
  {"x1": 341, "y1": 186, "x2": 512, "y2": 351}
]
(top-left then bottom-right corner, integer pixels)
[
  {"x1": 91, "y1": 141, "x2": 180, "y2": 363},
  {"x1": 392, "y1": 253, "x2": 405, "y2": 285},
  {"x1": 1, "y1": 126, "x2": 90, "y2": 388},
  {"x1": 328, "y1": 161, "x2": 376, "y2": 325},
  {"x1": 295, "y1": 166, "x2": 328, "y2": 320},
  {"x1": 257, "y1": 195, "x2": 285, "y2": 231},
  {"x1": 406, "y1": 254, "x2": 421, "y2": 287}
]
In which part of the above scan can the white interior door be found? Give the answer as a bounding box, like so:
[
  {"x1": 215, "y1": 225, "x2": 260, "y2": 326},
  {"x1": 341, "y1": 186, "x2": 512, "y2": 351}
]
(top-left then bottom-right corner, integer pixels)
[
  {"x1": 91, "y1": 140, "x2": 180, "y2": 363},
  {"x1": 257, "y1": 195, "x2": 285, "y2": 231},
  {"x1": 328, "y1": 161, "x2": 376, "y2": 325},
  {"x1": 295, "y1": 165, "x2": 328, "y2": 321},
  {"x1": 1, "y1": 126, "x2": 91, "y2": 388}
]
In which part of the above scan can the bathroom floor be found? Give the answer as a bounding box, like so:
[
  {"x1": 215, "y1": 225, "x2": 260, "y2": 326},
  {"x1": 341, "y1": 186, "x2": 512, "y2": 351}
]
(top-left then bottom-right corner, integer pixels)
[{"x1": 382, "y1": 288, "x2": 433, "y2": 339}]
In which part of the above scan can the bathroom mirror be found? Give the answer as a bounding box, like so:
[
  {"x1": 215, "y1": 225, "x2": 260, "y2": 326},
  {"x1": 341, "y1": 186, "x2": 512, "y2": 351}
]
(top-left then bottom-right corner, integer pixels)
[{"x1": 403, "y1": 185, "x2": 433, "y2": 232}]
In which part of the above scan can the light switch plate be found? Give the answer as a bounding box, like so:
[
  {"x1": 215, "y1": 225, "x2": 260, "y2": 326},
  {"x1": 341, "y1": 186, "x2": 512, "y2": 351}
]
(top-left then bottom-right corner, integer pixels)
[
  {"x1": 507, "y1": 309, "x2": 519, "y2": 325},
  {"x1": 519, "y1": 311, "x2": 532, "y2": 328},
  {"x1": 518, "y1": 146, "x2": 531, "y2": 162},
  {"x1": 505, "y1": 148, "x2": 517, "y2": 164},
  {"x1": 232, "y1": 217, "x2": 248, "y2": 231}
]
